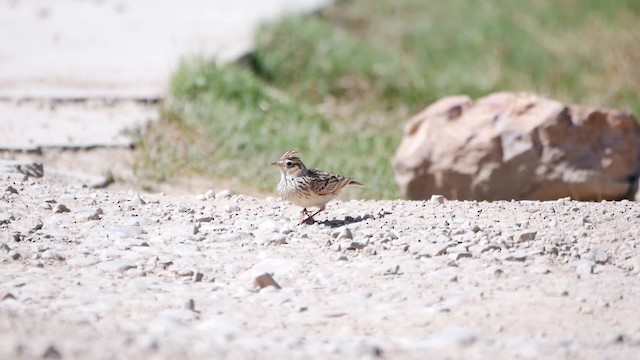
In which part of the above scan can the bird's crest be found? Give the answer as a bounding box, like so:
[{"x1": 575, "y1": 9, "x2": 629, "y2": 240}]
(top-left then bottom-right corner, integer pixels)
[{"x1": 281, "y1": 149, "x2": 300, "y2": 160}]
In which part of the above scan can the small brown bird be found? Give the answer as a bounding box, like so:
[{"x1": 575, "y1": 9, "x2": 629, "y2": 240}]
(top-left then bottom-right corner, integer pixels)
[{"x1": 270, "y1": 149, "x2": 363, "y2": 224}]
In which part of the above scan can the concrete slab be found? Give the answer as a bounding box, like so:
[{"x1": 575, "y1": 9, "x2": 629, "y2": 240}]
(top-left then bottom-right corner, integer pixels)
[
  {"x1": 0, "y1": 0, "x2": 330, "y2": 97},
  {"x1": 0, "y1": 0, "x2": 330, "y2": 151},
  {"x1": 0, "y1": 99, "x2": 156, "y2": 150}
]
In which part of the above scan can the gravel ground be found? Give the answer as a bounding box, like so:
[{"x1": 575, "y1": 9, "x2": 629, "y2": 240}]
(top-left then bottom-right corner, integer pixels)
[{"x1": 1, "y1": 175, "x2": 640, "y2": 359}]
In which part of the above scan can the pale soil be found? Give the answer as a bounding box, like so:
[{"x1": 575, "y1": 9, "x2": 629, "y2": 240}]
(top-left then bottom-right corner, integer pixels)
[
  {"x1": 1, "y1": 174, "x2": 639, "y2": 359},
  {"x1": 0, "y1": 148, "x2": 268, "y2": 198}
]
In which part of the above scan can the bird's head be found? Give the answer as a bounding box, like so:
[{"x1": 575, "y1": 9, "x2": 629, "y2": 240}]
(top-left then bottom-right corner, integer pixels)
[{"x1": 270, "y1": 149, "x2": 307, "y2": 178}]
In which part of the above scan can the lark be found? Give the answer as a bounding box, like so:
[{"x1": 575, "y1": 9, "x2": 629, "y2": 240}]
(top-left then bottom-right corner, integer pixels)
[{"x1": 271, "y1": 149, "x2": 363, "y2": 224}]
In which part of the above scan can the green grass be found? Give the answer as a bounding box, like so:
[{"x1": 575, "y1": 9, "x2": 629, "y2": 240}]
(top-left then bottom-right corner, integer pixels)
[{"x1": 138, "y1": 0, "x2": 640, "y2": 199}]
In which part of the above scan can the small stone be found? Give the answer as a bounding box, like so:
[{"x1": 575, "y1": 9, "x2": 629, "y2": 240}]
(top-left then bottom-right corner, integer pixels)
[
  {"x1": 503, "y1": 252, "x2": 527, "y2": 262},
  {"x1": 337, "y1": 227, "x2": 353, "y2": 240},
  {"x1": 424, "y1": 243, "x2": 452, "y2": 257},
  {"x1": 225, "y1": 204, "x2": 240, "y2": 213},
  {"x1": 589, "y1": 247, "x2": 609, "y2": 265},
  {"x1": 42, "y1": 344, "x2": 62, "y2": 359},
  {"x1": 0, "y1": 213, "x2": 13, "y2": 225},
  {"x1": 75, "y1": 210, "x2": 100, "y2": 221},
  {"x1": 20, "y1": 218, "x2": 43, "y2": 234},
  {"x1": 336, "y1": 255, "x2": 349, "y2": 261},
  {"x1": 66, "y1": 256, "x2": 99, "y2": 267},
  {"x1": 193, "y1": 272, "x2": 204, "y2": 282},
  {"x1": 446, "y1": 244, "x2": 468, "y2": 254},
  {"x1": 613, "y1": 334, "x2": 626, "y2": 344},
  {"x1": 54, "y1": 204, "x2": 70, "y2": 213},
  {"x1": 268, "y1": 234, "x2": 287, "y2": 245},
  {"x1": 356, "y1": 343, "x2": 384, "y2": 358},
  {"x1": 107, "y1": 226, "x2": 146, "y2": 238},
  {"x1": 188, "y1": 235, "x2": 206, "y2": 242},
  {"x1": 205, "y1": 189, "x2": 215, "y2": 199},
  {"x1": 215, "y1": 189, "x2": 232, "y2": 199},
  {"x1": 255, "y1": 232, "x2": 286, "y2": 245},
  {"x1": 195, "y1": 194, "x2": 206, "y2": 201},
  {"x1": 5, "y1": 185, "x2": 18, "y2": 194},
  {"x1": 425, "y1": 327, "x2": 477, "y2": 348},
  {"x1": 1, "y1": 243, "x2": 10, "y2": 252},
  {"x1": 176, "y1": 269, "x2": 194, "y2": 277},
  {"x1": 42, "y1": 250, "x2": 64, "y2": 261},
  {"x1": 253, "y1": 273, "x2": 281, "y2": 290},
  {"x1": 383, "y1": 265, "x2": 401, "y2": 275},
  {"x1": 185, "y1": 299, "x2": 196, "y2": 311},
  {"x1": 2, "y1": 292, "x2": 16, "y2": 301},
  {"x1": 448, "y1": 252, "x2": 472, "y2": 261},
  {"x1": 217, "y1": 233, "x2": 242, "y2": 242},
  {"x1": 468, "y1": 244, "x2": 500, "y2": 255},
  {"x1": 257, "y1": 219, "x2": 278, "y2": 232},
  {"x1": 430, "y1": 195, "x2": 445, "y2": 204},
  {"x1": 347, "y1": 241, "x2": 367, "y2": 250},
  {"x1": 98, "y1": 260, "x2": 136, "y2": 273},
  {"x1": 130, "y1": 192, "x2": 147, "y2": 206},
  {"x1": 382, "y1": 231, "x2": 398, "y2": 241},
  {"x1": 9, "y1": 231, "x2": 23, "y2": 242},
  {"x1": 579, "y1": 305, "x2": 593, "y2": 315},
  {"x1": 469, "y1": 224, "x2": 481, "y2": 233},
  {"x1": 89, "y1": 176, "x2": 112, "y2": 189},
  {"x1": 8, "y1": 250, "x2": 20, "y2": 260},
  {"x1": 576, "y1": 261, "x2": 595, "y2": 276},
  {"x1": 364, "y1": 246, "x2": 378, "y2": 256},
  {"x1": 196, "y1": 216, "x2": 214, "y2": 223},
  {"x1": 516, "y1": 231, "x2": 537, "y2": 243},
  {"x1": 529, "y1": 265, "x2": 551, "y2": 274}
]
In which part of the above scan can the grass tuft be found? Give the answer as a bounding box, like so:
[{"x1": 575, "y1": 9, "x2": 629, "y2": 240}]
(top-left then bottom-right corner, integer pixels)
[{"x1": 138, "y1": 0, "x2": 640, "y2": 199}]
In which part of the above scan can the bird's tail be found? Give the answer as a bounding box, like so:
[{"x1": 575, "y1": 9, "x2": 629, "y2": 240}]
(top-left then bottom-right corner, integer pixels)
[{"x1": 347, "y1": 178, "x2": 365, "y2": 187}]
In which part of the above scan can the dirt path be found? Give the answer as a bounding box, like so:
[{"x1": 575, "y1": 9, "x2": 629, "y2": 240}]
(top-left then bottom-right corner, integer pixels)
[{"x1": 1, "y1": 175, "x2": 639, "y2": 359}]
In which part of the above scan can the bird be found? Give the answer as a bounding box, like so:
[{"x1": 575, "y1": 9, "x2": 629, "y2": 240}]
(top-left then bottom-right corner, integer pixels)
[{"x1": 270, "y1": 149, "x2": 363, "y2": 224}]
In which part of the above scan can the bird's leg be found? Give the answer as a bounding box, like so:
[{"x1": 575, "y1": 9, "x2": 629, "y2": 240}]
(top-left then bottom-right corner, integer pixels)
[
  {"x1": 301, "y1": 205, "x2": 325, "y2": 225},
  {"x1": 307, "y1": 207, "x2": 324, "y2": 219},
  {"x1": 299, "y1": 208, "x2": 311, "y2": 224}
]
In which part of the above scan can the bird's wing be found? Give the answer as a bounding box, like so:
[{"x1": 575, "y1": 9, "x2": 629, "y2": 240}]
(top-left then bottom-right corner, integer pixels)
[{"x1": 308, "y1": 169, "x2": 359, "y2": 196}]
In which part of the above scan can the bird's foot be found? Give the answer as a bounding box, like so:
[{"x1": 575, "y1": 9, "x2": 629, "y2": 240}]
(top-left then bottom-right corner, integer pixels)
[
  {"x1": 299, "y1": 209, "x2": 315, "y2": 225},
  {"x1": 299, "y1": 216, "x2": 316, "y2": 225},
  {"x1": 299, "y1": 208, "x2": 324, "y2": 225}
]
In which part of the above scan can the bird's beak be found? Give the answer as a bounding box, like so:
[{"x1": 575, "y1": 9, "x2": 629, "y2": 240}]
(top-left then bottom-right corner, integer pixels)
[{"x1": 270, "y1": 161, "x2": 279, "y2": 167}]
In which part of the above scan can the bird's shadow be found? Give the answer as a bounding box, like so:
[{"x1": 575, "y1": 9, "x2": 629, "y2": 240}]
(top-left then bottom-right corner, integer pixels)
[{"x1": 315, "y1": 211, "x2": 390, "y2": 228}]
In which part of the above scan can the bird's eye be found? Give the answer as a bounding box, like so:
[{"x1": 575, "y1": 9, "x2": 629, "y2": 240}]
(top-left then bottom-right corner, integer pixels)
[{"x1": 285, "y1": 161, "x2": 293, "y2": 168}]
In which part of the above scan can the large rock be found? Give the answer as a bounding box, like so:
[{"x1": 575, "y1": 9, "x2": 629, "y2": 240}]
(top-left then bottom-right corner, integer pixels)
[{"x1": 393, "y1": 92, "x2": 640, "y2": 201}]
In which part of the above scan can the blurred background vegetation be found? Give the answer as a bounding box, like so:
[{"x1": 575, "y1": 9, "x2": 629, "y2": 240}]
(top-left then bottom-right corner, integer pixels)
[{"x1": 137, "y1": 0, "x2": 640, "y2": 199}]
